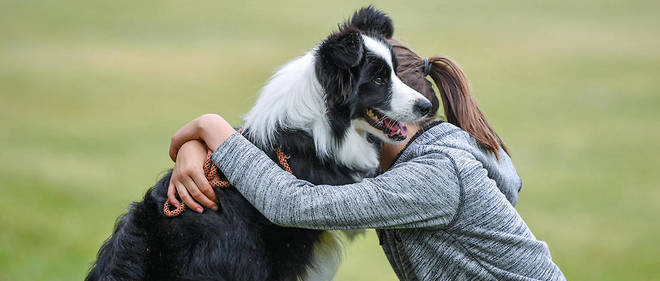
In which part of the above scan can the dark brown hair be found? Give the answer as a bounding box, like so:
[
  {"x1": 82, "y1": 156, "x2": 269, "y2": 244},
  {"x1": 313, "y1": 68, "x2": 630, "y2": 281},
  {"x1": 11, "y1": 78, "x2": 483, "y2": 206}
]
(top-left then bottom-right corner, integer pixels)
[{"x1": 388, "y1": 38, "x2": 508, "y2": 155}]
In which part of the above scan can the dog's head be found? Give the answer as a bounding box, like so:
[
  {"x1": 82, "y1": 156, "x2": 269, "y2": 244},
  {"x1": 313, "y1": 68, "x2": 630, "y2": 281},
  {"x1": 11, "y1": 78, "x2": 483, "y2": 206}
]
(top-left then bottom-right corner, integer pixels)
[{"x1": 315, "y1": 7, "x2": 431, "y2": 143}]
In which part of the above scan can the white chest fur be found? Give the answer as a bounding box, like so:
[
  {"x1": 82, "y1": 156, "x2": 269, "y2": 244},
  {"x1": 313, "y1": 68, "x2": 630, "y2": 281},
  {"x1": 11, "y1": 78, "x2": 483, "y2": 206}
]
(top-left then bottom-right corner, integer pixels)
[{"x1": 302, "y1": 230, "x2": 364, "y2": 281}]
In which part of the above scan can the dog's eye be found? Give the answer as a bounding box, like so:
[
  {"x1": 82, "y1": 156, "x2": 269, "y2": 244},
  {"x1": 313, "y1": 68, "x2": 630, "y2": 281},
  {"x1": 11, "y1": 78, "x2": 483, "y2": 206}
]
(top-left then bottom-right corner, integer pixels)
[{"x1": 373, "y1": 77, "x2": 385, "y2": 85}]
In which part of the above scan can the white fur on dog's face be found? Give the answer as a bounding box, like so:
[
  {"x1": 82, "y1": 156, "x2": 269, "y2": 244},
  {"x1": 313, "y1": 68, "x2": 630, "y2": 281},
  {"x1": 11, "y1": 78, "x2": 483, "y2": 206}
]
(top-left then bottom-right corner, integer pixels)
[
  {"x1": 362, "y1": 35, "x2": 429, "y2": 121},
  {"x1": 352, "y1": 35, "x2": 430, "y2": 144},
  {"x1": 385, "y1": 76, "x2": 430, "y2": 121}
]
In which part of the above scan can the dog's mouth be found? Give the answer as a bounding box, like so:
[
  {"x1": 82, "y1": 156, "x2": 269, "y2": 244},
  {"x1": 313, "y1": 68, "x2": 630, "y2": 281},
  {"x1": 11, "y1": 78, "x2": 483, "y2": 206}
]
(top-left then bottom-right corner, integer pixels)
[{"x1": 364, "y1": 108, "x2": 408, "y2": 141}]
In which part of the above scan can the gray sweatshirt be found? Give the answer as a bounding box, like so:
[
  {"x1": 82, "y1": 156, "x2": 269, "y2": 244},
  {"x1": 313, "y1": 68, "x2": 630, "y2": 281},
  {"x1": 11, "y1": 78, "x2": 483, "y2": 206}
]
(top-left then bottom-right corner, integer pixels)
[{"x1": 211, "y1": 122, "x2": 565, "y2": 281}]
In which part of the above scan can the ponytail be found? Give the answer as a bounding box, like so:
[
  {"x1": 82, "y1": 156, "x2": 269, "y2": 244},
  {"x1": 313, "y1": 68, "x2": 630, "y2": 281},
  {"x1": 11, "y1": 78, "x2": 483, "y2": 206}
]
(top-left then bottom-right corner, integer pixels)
[
  {"x1": 427, "y1": 57, "x2": 508, "y2": 155},
  {"x1": 386, "y1": 38, "x2": 507, "y2": 156}
]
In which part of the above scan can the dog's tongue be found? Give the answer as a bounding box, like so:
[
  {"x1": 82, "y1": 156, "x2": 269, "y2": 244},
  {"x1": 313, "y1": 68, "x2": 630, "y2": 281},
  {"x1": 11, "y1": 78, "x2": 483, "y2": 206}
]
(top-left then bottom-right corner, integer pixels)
[{"x1": 384, "y1": 118, "x2": 408, "y2": 138}]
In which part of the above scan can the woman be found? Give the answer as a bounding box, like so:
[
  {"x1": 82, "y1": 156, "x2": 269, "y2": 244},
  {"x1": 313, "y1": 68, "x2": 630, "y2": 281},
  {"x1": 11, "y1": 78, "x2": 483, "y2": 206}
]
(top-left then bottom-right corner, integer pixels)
[{"x1": 167, "y1": 39, "x2": 565, "y2": 280}]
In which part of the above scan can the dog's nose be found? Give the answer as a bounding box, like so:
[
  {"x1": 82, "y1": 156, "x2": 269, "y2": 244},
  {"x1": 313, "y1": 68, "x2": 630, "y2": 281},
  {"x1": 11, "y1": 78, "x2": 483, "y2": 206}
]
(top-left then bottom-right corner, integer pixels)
[{"x1": 414, "y1": 99, "x2": 432, "y2": 116}]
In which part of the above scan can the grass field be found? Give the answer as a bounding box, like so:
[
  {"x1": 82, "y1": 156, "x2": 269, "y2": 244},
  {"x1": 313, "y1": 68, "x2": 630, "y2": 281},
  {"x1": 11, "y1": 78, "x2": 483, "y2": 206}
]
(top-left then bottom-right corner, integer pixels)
[{"x1": 1, "y1": 0, "x2": 659, "y2": 280}]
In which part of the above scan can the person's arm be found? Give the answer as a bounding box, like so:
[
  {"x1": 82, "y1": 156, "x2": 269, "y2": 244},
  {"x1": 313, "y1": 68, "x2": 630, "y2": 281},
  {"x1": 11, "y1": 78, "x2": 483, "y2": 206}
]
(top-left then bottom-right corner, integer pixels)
[
  {"x1": 211, "y1": 132, "x2": 461, "y2": 230},
  {"x1": 168, "y1": 114, "x2": 461, "y2": 229}
]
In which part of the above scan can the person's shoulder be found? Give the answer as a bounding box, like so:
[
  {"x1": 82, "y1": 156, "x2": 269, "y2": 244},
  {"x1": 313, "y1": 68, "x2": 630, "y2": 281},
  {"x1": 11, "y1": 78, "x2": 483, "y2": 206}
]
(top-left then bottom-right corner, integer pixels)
[
  {"x1": 421, "y1": 123, "x2": 522, "y2": 205},
  {"x1": 391, "y1": 122, "x2": 463, "y2": 168},
  {"x1": 412, "y1": 124, "x2": 494, "y2": 183},
  {"x1": 414, "y1": 123, "x2": 473, "y2": 160},
  {"x1": 416, "y1": 121, "x2": 464, "y2": 145}
]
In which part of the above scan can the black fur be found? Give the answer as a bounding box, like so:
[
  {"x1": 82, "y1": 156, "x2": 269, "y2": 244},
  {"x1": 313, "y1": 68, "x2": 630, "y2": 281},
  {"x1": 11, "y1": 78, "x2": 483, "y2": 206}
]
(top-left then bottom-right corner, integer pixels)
[
  {"x1": 316, "y1": 28, "x2": 365, "y2": 140},
  {"x1": 86, "y1": 7, "x2": 396, "y2": 281},
  {"x1": 86, "y1": 136, "x2": 369, "y2": 281},
  {"x1": 343, "y1": 6, "x2": 394, "y2": 39}
]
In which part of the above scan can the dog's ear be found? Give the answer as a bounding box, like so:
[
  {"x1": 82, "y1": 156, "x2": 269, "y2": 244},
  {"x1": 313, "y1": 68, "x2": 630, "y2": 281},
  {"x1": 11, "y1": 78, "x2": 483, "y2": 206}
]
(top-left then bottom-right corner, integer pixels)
[
  {"x1": 317, "y1": 28, "x2": 364, "y2": 69},
  {"x1": 316, "y1": 28, "x2": 363, "y2": 101},
  {"x1": 344, "y1": 6, "x2": 393, "y2": 39}
]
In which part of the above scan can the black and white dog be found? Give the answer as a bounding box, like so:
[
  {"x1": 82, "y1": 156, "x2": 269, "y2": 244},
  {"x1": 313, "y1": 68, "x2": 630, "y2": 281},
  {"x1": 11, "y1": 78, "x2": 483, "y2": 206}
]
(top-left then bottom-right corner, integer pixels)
[{"x1": 86, "y1": 7, "x2": 431, "y2": 281}]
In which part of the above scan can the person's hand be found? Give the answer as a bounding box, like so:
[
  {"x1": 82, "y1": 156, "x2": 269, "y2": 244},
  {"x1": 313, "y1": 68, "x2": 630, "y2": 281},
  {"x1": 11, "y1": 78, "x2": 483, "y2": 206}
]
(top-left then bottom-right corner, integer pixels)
[
  {"x1": 169, "y1": 114, "x2": 236, "y2": 162},
  {"x1": 167, "y1": 139, "x2": 218, "y2": 213}
]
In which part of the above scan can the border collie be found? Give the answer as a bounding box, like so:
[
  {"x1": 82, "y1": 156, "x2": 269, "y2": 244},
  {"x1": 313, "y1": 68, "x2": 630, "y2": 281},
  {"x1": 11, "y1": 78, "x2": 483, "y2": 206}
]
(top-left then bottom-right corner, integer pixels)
[{"x1": 86, "y1": 7, "x2": 431, "y2": 281}]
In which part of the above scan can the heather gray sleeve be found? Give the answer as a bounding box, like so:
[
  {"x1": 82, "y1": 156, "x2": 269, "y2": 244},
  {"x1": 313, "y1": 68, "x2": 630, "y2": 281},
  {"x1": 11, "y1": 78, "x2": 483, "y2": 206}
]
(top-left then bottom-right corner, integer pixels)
[{"x1": 211, "y1": 133, "x2": 461, "y2": 230}]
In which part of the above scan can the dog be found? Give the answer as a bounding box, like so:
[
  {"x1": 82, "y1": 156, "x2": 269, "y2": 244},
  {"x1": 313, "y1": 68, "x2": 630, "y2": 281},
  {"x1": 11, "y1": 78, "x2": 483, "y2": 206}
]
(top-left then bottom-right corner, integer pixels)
[{"x1": 85, "y1": 7, "x2": 431, "y2": 281}]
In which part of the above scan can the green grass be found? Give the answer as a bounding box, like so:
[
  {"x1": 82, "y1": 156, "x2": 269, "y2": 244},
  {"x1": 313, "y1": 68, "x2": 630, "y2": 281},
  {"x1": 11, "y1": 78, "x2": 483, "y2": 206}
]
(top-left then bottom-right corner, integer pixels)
[{"x1": 1, "y1": 0, "x2": 659, "y2": 280}]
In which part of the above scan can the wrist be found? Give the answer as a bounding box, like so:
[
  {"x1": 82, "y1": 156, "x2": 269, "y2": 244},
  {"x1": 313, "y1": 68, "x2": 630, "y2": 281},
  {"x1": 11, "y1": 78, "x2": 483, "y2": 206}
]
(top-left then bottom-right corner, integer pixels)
[
  {"x1": 180, "y1": 140, "x2": 208, "y2": 161},
  {"x1": 199, "y1": 114, "x2": 235, "y2": 151}
]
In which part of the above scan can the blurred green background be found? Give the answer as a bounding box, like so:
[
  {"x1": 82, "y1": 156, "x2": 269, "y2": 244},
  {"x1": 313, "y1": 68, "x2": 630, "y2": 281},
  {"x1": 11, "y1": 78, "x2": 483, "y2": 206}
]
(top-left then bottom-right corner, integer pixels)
[{"x1": 1, "y1": 0, "x2": 659, "y2": 280}]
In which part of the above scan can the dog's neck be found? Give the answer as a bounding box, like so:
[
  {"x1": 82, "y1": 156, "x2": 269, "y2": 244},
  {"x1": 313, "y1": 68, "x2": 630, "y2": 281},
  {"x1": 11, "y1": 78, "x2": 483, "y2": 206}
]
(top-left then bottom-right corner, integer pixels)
[
  {"x1": 243, "y1": 51, "x2": 380, "y2": 172},
  {"x1": 331, "y1": 126, "x2": 380, "y2": 171}
]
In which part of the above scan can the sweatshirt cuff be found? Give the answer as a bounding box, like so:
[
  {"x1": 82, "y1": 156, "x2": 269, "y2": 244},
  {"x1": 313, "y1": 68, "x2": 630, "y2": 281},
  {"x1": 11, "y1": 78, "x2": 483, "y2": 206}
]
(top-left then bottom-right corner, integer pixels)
[{"x1": 210, "y1": 132, "x2": 252, "y2": 174}]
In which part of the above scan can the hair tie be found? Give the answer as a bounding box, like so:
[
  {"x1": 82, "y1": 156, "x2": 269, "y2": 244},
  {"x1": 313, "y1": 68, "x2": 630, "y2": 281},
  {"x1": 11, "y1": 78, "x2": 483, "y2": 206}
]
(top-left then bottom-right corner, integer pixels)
[{"x1": 423, "y1": 58, "x2": 431, "y2": 77}]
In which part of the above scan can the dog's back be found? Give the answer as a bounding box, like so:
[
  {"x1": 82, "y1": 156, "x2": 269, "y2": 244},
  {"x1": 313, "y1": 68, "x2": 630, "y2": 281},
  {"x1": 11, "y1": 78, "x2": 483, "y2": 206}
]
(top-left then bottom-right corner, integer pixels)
[{"x1": 86, "y1": 132, "x2": 365, "y2": 281}]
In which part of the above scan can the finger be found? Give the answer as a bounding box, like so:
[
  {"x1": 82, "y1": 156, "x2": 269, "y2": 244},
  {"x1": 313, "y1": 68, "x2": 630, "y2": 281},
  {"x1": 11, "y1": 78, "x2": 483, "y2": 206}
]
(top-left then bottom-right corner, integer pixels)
[
  {"x1": 167, "y1": 181, "x2": 180, "y2": 207},
  {"x1": 192, "y1": 171, "x2": 218, "y2": 205},
  {"x1": 176, "y1": 181, "x2": 203, "y2": 213},
  {"x1": 183, "y1": 176, "x2": 217, "y2": 211}
]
